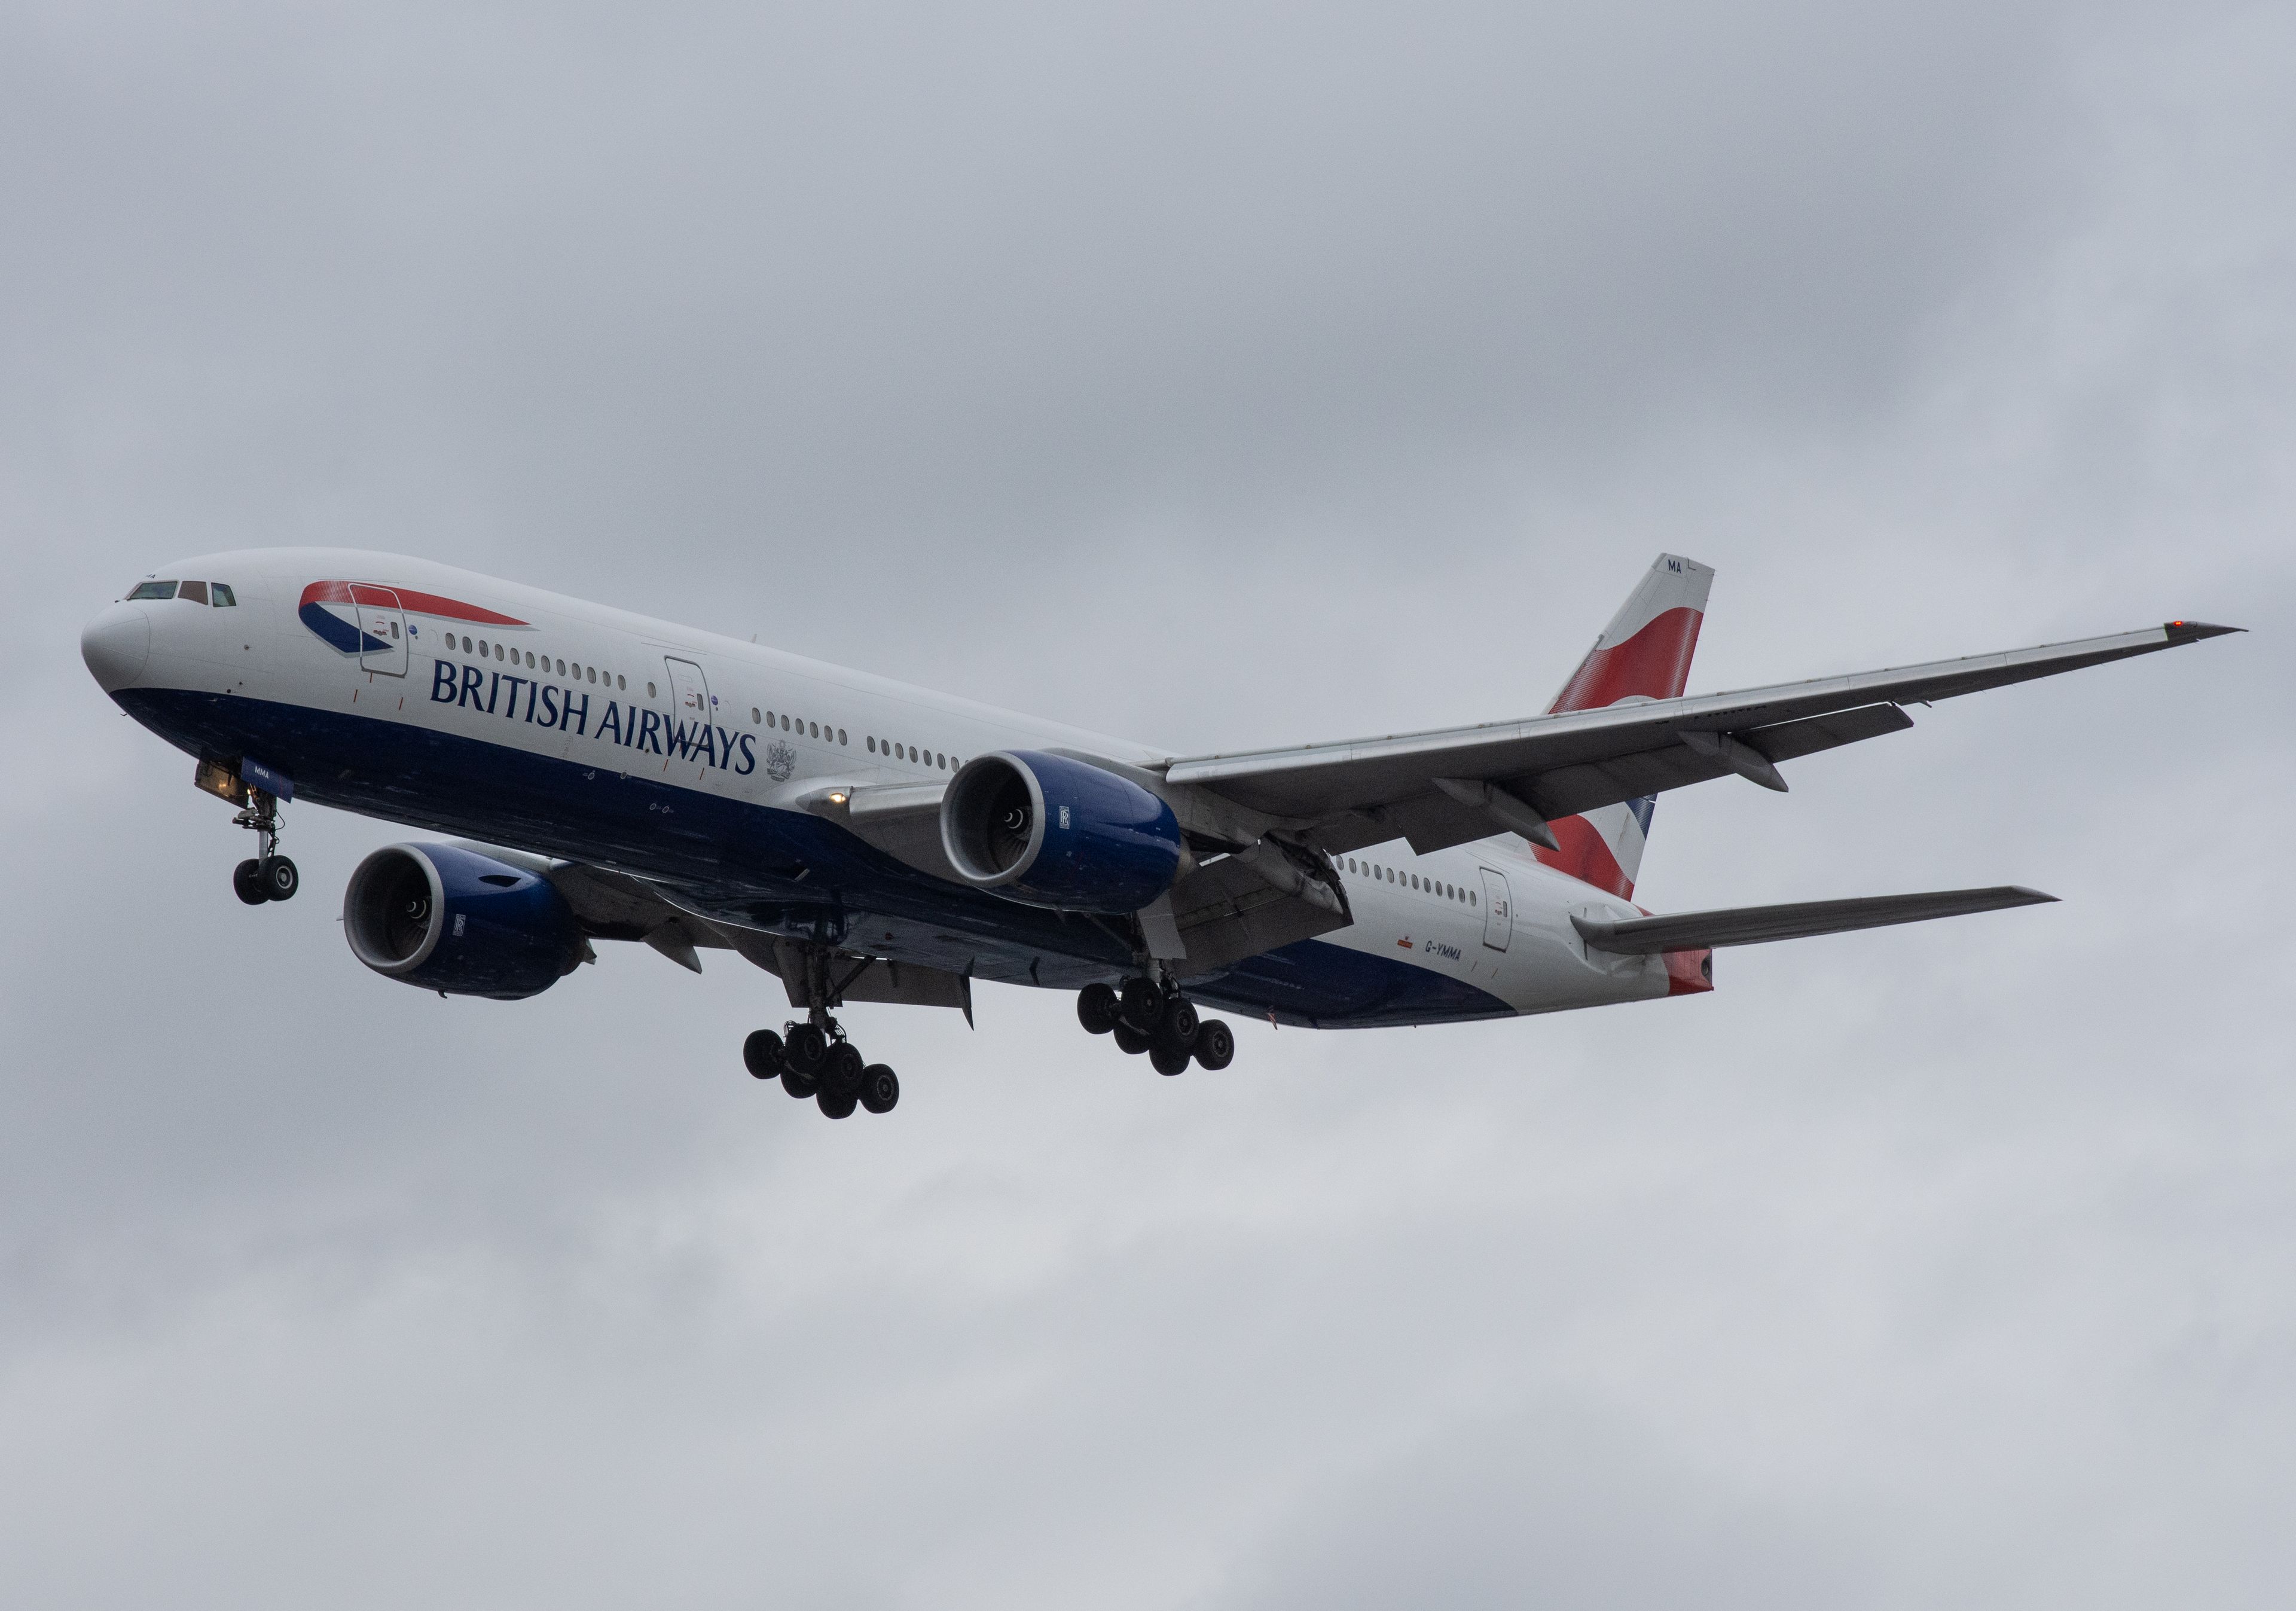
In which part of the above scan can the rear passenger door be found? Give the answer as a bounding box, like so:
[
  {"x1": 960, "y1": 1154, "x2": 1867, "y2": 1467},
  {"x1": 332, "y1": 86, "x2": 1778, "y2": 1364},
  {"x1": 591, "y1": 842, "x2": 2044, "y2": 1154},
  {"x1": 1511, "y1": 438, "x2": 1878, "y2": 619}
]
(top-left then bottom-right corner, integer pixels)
[{"x1": 1479, "y1": 867, "x2": 1512, "y2": 951}]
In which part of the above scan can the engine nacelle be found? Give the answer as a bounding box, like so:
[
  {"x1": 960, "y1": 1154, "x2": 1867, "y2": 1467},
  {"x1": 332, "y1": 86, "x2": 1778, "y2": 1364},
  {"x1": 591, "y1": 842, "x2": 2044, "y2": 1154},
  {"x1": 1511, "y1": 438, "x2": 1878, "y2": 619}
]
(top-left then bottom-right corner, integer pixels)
[
  {"x1": 942, "y1": 750, "x2": 1183, "y2": 912},
  {"x1": 343, "y1": 843, "x2": 585, "y2": 1000}
]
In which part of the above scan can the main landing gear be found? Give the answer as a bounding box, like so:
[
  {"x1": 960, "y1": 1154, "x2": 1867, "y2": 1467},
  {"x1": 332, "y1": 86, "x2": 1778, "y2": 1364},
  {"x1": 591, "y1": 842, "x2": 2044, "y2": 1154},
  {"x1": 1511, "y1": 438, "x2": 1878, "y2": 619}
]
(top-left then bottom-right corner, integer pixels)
[
  {"x1": 229, "y1": 791, "x2": 298, "y2": 905},
  {"x1": 740, "y1": 945, "x2": 898, "y2": 1119},
  {"x1": 1077, "y1": 978, "x2": 1234, "y2": 1075},
  {"x1": 744, "y1": 1023, "x2": 899, "y2": 1118}
]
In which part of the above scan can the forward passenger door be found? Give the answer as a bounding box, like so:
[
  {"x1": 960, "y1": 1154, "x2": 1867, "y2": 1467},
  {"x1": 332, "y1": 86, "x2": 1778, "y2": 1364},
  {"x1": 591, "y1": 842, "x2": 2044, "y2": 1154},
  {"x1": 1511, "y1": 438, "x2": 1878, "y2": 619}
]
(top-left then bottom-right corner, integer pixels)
[{"x1": 352, "y1": 585, "x2": 407, "y2": 677}]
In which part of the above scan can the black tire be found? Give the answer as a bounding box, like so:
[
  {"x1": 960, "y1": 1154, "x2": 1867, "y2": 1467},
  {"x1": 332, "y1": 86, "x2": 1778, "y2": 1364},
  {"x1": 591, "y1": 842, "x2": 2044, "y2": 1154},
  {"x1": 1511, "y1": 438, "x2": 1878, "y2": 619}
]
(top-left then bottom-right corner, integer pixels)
[
  {"x1": 1112, "y1": 1023, "x2": 1152, "y2": 1056},
  {"x1": 781, "y1": 1066, "x2": 819, "y2": 1100},
  {"x1": 261, "y1": 856, "x2": 298, "y2": 901},
  {"x1": 743, "y1": 1029, "x2": 785, "y2": 1079},
  {"x1": 1149, "y1": 1042, "x2": 1190, "y2": 1076},
  {"x1": 859, "y1": 1064, "x2": 900, "y2": 1114},
  {"x1": 1193, "y1": 1018, "x2": 1236, "y2": 1071},
  {"x1": 233, "y1": 859, "x2": 268, "y2": 905},
  {"x1": 784, "y1": 1023, "x2": 829, "y2": 1076},
  {"x1": 1159, "y1": 995, "x2": 1200, "y2": 1048},
  {"x1": 1077, "y1": 982, "x2": 1122, "y2": 1035},
  {"x1": 1118, "y1": 977, "x2": 1164, "y2": 1034},
  {"x1": 817, "y1": 1087, "x2": 857, "y2": 1119},
  {"x1": 822, "y1": 1041, "x2": 865, "y2": 1098}
]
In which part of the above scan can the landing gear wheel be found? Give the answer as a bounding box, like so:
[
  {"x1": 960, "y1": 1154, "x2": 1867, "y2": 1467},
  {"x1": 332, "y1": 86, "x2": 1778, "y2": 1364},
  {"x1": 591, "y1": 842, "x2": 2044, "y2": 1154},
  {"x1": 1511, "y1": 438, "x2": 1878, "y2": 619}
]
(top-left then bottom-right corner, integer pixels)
[
  {"x1": 1118, "y1": 977, "x2": 1164, "y2": 1034},
  {"x1": 781, "y1": 1066, "x2": 819, "y2": 1100},
  {"x1": 260, "y1": 856, "x2": 298, "y2": 902},
  {"x1": 743, "y1": 1030, "x2": 786, "y2": 1080},
  {"x1": 822, "y1": 1041, "x2": 865, "y2": 1099},
  {"x1": 859, "y1": 1064, "x2": 900, "y2": 1114},
  {"x1": 1193, "y1": 1018, "x2": 1236, "y2": 1071},
  {"x1": 1149, "y1": 1042, "x2": 1191, "y2": 1076},
  {"x1": 784, "y1": 1023, "x2": 829, "y2": 1077},
  {"x1": 233, "y1": 859, "x2": 268, "y2": 905},
  {"x1": 1158, "y1": 995, "x2": 1200, "y2": 1048},
  {"x1": 1112, "y1": 1023, "x2": 1152, "y2": 1057},
  {"x1": 1077, "y1": 982, "x2": 1122, "y2": 1035},
  {"x1": 817, "y1": 1087, "x2": 857, "y2": 1119}
]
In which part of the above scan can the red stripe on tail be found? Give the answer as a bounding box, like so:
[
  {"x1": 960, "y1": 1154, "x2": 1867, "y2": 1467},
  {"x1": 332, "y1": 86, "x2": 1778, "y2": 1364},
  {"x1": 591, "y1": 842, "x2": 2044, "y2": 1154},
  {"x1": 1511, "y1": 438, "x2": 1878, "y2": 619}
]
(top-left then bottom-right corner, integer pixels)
[{"x1": 1545, "y1": 606, "x2": 1704, "y2": 715}]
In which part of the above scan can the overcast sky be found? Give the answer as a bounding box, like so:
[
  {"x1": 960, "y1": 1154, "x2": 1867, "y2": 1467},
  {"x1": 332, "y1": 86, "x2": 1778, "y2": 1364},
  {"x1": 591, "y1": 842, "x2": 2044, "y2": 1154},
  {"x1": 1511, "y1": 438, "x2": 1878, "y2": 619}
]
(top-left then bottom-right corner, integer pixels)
[{"x1": 4, "y1": 2, "x2": 2292, "y2": 1606}]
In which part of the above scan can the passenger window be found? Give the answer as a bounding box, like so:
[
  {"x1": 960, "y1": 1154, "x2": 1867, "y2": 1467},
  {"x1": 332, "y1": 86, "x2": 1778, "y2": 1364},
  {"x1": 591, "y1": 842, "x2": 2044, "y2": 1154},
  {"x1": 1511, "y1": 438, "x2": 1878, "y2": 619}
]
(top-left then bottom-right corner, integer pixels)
[
  {"x1": 753, "y1": 707, "x2": 762, "y2": 724},
  {"x1": 618, "y1": 675, "x2": 626, "y2": 690},
  {"x1": 936, "y1": 753, "x2": 945, "y2": 769},
  {"x1": 462, "y1": 635, "x2": 472, "y2": 652},
  {"x1": 395, "y1": 623, "x2": 402, "y2": 639},
  {"x1": 212, "y1": 584, "x2": 237, "y2": 607},
  {"x1": 910, "y1": 746, "x2": 919, "y2": 762},
  {"x1": 867, "y1": 737, "x2": 875, "y2": 752},
  {"x1": 838, "y1": 730, "x2": 847, "y2": 746},
  {"x1": 179, "y1": 580, "x2": 209, "y2": 605},
  {"x1": 808, "y1": 722, "x2": 819, "y2": 739},
  {"x1": 1470, "y1": 892, "x2": 1476, "y2": 906},
  {"x1": 648, "y1": 682, "x2": 658, "y2": 698},
  {"x1": 127, "y1": 580, "x2": 176, "y2": 600}
]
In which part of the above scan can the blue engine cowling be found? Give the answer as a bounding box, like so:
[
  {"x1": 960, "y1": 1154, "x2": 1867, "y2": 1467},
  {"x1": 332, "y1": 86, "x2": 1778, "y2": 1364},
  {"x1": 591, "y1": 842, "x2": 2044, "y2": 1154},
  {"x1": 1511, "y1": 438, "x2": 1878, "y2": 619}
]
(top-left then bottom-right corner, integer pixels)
[
  {"x1": 343, "y1": 843, "x2": 585, "y2": 1000},
  {"x1": 942, "y1": 750, "x2": 1183, "y2": 911}
]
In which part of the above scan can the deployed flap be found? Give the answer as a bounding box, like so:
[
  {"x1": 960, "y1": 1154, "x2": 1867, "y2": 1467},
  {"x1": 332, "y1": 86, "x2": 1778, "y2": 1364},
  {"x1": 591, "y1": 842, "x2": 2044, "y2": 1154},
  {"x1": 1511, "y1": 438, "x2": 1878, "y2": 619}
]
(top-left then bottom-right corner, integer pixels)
[
  {"x1": 1573, "y1": 886, "x2": 2056, "y2": 954},
  {"x1": 765, "y1": 942, "x2": 973, "y2": 1012}
]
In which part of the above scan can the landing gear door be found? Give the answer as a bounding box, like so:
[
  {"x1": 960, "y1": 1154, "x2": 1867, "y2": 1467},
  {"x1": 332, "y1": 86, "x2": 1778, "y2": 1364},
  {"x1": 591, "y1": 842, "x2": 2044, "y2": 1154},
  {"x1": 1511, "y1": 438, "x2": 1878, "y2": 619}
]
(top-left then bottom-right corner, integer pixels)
[
  {"x1": 1479, "y1": 866, "x2": 1512, "y2": 951},
  {"x1": 664, "y1": 657, "x2": 713, "y2": 740},
  {"x1": 351, "y1": 585, "x2": 407, "y2": 676}
]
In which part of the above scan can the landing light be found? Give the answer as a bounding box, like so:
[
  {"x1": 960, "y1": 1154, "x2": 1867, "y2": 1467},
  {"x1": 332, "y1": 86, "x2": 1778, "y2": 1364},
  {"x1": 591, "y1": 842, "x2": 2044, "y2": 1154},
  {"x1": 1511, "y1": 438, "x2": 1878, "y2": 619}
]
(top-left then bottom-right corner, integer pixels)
[{"x1": 828, "y1": 791, "x2": 849, "y2": 806}]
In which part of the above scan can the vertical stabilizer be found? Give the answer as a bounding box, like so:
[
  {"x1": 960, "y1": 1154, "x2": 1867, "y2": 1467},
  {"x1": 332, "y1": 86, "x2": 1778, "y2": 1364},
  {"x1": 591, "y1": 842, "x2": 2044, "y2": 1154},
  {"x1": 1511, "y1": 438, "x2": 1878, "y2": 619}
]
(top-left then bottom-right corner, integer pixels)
[{"x1": 1534, "y1": 554, "x2": 1713, "y2": 899}]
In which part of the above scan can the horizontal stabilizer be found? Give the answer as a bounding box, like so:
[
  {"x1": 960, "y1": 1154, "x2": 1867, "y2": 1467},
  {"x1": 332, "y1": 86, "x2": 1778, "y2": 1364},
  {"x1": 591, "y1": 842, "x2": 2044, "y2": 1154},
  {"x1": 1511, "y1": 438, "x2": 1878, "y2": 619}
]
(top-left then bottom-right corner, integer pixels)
[{"x1": 1573, "y1": 885, "x2": 2057, "y2": 954}]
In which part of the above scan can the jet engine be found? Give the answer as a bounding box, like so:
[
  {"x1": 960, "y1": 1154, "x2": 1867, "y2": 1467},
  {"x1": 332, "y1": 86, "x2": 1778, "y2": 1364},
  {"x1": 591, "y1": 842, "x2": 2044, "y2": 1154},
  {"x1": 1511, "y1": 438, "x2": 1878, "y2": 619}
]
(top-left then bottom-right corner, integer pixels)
[
  {"x1": 343, "y1": 843, "x2": 586, "y2": 1000},
  {"x1": 942, "y1": 750, "x2": 1183, "y2": 912}
]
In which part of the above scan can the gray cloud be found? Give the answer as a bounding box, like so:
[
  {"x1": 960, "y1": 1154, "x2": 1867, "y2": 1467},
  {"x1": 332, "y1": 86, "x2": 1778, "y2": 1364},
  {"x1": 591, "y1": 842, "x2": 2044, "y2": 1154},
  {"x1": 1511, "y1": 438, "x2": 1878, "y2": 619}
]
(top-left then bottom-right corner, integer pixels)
[{"x1": 4, "y1": 2, "x2": 2292, "y2": 1607}]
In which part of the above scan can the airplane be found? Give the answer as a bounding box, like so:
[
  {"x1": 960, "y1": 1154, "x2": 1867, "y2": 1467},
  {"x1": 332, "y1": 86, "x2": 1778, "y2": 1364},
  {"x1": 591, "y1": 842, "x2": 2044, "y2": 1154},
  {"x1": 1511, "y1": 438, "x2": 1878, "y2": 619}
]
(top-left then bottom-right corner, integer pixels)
[{"x1": 80, "y1": 550, "x2": 2237, "y2": 1118}]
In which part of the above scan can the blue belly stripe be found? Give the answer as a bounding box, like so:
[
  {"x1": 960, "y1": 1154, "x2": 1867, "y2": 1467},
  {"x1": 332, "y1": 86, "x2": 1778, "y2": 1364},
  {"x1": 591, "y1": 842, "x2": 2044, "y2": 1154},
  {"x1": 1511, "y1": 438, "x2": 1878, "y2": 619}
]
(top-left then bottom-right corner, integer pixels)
[{"x1": 117, "y1": 687, "x2": 1512, "y2": 1027}]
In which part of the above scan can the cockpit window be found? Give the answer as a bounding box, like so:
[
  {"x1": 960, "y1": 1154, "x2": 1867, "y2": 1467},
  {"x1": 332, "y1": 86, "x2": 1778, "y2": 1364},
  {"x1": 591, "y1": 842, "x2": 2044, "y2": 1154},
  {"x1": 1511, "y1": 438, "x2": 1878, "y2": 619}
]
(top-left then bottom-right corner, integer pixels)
[
  {"x1": 212, "y1": 584, "x2": 237, "y2": 607},
  {"x1": 127, "y1": 581, "x2": 176, "y2": 600},
  {"x1": 178, "y1": 580, "x2": 209, "y2": 605}
]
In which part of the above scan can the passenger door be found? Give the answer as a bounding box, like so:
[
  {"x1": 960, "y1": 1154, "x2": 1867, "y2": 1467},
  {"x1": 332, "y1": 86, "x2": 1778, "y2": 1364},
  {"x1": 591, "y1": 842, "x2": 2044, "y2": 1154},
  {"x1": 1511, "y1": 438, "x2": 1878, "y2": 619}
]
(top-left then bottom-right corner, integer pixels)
[
  {"x1": 1479, "y1": 866, "x2": 1512, "y2": 951},
  {"x1": 664, "y1": 657, "x2": 713, "y2": 744},
  {"x1": 352, "y1": 585, "x2": 407, "y2": 676}
]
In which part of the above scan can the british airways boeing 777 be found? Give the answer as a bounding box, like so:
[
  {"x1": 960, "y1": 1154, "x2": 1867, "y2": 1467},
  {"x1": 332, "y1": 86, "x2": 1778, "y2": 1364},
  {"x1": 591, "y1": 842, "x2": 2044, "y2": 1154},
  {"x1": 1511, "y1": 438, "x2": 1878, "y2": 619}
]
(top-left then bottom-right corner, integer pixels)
[{"x1": 80, "y1": 551, "x2": 2236, "y2": 1118}]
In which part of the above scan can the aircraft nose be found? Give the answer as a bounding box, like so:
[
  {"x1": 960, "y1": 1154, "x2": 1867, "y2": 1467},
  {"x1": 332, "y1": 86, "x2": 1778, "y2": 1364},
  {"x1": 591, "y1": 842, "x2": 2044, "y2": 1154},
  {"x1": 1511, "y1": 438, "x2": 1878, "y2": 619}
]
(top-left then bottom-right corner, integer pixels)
[{"x1": 81, "y1": 602, "x2": 151, "y2": 692}]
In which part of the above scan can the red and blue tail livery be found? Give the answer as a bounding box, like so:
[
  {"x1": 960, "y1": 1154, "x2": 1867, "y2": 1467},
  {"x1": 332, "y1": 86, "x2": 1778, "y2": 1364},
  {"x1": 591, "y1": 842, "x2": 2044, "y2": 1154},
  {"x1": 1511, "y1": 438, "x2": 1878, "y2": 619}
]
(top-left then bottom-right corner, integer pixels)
[{"x1": 83, "y1": 547, "x2": 2237, "y2": 1120}]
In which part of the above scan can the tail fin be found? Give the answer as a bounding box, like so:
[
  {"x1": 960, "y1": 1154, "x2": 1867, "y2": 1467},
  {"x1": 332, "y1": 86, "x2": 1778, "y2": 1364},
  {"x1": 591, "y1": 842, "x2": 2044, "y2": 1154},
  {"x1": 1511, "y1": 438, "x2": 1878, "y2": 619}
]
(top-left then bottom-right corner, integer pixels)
[{"x1": 1534, "y1": 553, "x2": 1714, "y2": 899}]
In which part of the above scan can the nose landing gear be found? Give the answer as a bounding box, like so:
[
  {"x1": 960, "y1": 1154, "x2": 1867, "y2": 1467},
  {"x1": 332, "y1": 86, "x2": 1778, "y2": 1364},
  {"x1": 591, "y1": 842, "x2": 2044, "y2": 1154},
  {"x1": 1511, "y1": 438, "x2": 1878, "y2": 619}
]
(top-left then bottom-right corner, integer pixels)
[
  {"x1": 1079, "y1": 978, "x2": 1232, "y2": 1075},
  {"x1": 227, "y1": 790, "x2": 297, "y2": 905}
]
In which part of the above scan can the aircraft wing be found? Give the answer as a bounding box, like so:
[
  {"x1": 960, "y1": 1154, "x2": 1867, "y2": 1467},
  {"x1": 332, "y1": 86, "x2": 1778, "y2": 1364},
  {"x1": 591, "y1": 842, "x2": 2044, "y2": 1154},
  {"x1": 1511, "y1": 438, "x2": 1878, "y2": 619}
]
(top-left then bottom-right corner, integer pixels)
[
  {"x1": 1573, "y1": 886, "x2": 2056, "y2": 954},
  {"x1": 1161, "y1": 621, "x2": 2239, "y2": 855}
]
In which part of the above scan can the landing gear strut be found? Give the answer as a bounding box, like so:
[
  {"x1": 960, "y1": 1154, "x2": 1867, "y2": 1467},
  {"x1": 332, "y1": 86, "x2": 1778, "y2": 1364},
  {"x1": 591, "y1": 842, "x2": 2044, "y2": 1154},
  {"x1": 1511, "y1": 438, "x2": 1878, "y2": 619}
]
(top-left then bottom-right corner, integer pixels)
[
  {"x1": 1080, "y1": 976, "x2": 1232, "y2": 1075},
  {"x1": 229, "y1": 790, "x2": 297, "y2": 905},
  {"x1": 740, "y1": 946, "x2": 900, "y2": 1119}
]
